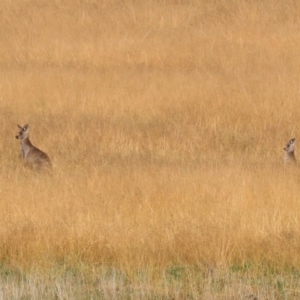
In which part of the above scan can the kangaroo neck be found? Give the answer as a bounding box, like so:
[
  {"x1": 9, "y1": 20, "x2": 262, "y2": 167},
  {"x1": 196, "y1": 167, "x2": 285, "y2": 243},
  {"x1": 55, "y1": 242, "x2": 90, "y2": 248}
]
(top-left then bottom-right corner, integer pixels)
[
  {"x1": 21, "y1": 137, "x2": 33, "y2": 157},
  {"x1": 284, "y1": 152, "x2": 296, "y2": 163}
]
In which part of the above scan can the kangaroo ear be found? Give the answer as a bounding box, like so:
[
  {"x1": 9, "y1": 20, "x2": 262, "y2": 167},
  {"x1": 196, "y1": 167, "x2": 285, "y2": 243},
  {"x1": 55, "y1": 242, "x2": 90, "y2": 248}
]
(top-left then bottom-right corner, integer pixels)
[
  {"x1": 17, "y1": 124, "x2": 22, "y2": 129},
  {"x1": 23, "y1": 124, "x2": 29, "y2": 131}
]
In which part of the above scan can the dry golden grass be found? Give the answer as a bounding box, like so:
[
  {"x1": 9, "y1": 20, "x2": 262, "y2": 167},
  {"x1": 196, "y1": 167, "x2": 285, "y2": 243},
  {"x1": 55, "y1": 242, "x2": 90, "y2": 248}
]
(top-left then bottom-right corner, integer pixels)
[{"x1": 1, "y1": 0, "x2": 300, "y2": 298}]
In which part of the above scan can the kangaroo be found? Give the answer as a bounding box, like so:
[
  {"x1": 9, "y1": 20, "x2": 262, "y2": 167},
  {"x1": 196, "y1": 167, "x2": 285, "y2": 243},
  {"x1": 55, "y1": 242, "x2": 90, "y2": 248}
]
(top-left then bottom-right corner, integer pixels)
[
  {"x1": 15, "y1": 124, "x2": 52, "y2": 170},
  {"x1": 283, "y1": 138, "x2": 296, "y2": 165}
]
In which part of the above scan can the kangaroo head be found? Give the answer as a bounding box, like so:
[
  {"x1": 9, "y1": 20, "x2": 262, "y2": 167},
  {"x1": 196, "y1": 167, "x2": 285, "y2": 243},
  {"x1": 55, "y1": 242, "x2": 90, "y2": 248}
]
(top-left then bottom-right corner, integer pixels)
[
  {"x1": 16, "y1": 124, "x2": 29, "y2": 140},
  {"x1": 284, "y1": 138, "x2": 296, "y2": 153}
]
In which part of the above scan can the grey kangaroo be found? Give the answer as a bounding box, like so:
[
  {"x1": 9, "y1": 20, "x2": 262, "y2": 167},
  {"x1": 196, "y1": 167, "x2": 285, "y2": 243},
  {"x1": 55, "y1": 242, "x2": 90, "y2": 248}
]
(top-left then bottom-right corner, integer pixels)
[
  {"x1": 16, "y1": 124, "x2": 52, "y2": 170},
  {"x1": 283, "y1": 138, "x2": 296, "y2": 165}
]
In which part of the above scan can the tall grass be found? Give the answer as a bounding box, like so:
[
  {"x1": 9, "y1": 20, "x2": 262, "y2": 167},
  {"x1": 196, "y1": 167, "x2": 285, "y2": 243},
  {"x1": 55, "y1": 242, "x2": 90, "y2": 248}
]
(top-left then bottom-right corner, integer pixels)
[{"x1": 1, "y1": 0, "x2": 300, "y2": 298}]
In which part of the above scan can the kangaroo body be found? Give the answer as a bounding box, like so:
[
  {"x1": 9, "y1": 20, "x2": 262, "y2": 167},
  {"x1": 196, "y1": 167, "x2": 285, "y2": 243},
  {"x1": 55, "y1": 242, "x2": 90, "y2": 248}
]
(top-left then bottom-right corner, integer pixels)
[{"x1": 16, "y1": 124, "x2": 52, "y2": 170}]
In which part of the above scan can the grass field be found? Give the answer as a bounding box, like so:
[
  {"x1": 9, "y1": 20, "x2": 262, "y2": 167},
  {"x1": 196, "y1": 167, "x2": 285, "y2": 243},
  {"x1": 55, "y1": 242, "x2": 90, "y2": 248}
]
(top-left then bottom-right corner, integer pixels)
[{"x1": 1, "y1": 0, "x2": 300, "y2": 298}]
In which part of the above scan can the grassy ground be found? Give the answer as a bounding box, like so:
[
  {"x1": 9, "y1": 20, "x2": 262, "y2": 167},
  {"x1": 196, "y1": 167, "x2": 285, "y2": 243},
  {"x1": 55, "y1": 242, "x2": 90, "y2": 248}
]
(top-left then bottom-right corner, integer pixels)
[{"x1": 1, "y1": 0, "x2": 300, "y2": 298}]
